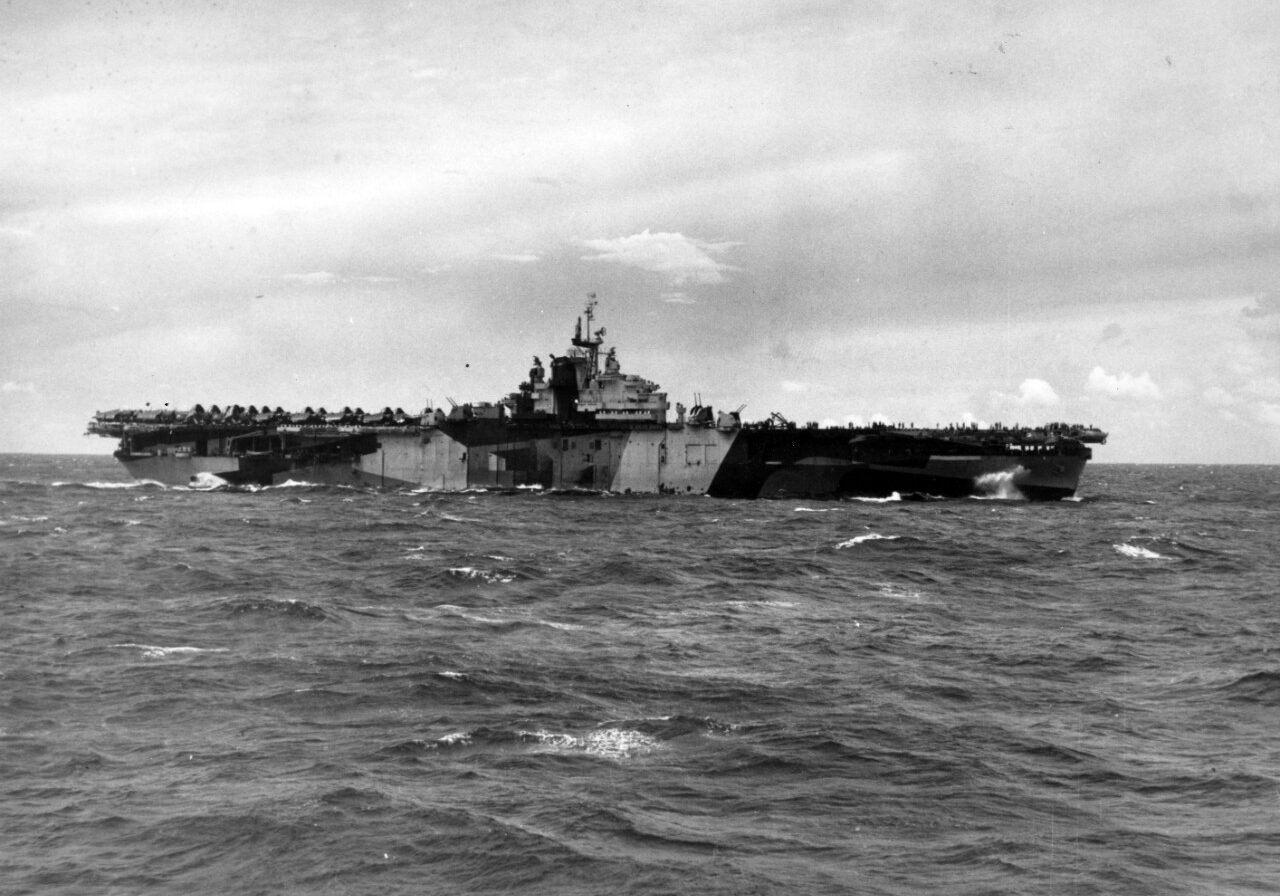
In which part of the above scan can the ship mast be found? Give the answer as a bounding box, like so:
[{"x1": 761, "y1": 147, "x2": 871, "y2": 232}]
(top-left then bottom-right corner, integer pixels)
[{"x1": 572, "y1": 294, "x2": 605, "y2": 379}]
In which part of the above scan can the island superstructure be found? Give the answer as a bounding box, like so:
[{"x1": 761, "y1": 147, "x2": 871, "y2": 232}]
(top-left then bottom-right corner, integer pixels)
[{"x1": 87, "y1": 299, "x2": 1107, "y2": 499}]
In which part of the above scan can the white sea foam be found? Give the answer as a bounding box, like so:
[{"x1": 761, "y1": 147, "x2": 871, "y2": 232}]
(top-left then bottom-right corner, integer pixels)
[
  {"x1": 269, "y1": 479, "x2": 319, "y2": 489},
  {"x1": 835, "y1": 533, "x2": 900, "y2": 549},
  {"x1": 112, "y1": 643, "x2": 230, "y2": 660},
  {"x1": 437, "y1": 731, "x2": 471, "y2": 746},
  {"x1": 848, "y1": 492, "x2": 901, "y2": 503},
  {"x1": 447, "y1": 566, "x2": 515, "y2": 584},
  {"x1": 973, "y1": 469, "x2": 1028, "y2": 500},
  {"x1": 583, "y1": 728, "x2": 660, "y2": 758},
  {"x1": 877, "y1": 582, "x2": 927, "y2": 601},
  {"x1": 1114, "y1": 543, "x2": 1168, "y2": 560},
  {"x1": 186, "y1": 472, "x2": 229, "y2": 490},
  {"x1": 519, "y1": 727, "x2": 660, "y2": 759},
  {"x1": 536, "y1": 619, "x2": 585, "y2": 631},
  {"x1": 794, "y1": 506, "x2": 836, "y2": 513},
  {"x1": 437, "y1": 671, "x2": 466, "y2": 680}
]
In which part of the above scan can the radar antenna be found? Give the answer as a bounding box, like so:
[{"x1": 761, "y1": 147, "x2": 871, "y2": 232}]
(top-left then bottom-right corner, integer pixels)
[{"x1": 573, "y1": 293, "x2": 605, "y2": 377}]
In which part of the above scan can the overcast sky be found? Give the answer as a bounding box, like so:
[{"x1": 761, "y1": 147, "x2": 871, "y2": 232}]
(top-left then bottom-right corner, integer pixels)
[{"x1": 3, "y1": 1, "x2": 1279, "y2": 462}]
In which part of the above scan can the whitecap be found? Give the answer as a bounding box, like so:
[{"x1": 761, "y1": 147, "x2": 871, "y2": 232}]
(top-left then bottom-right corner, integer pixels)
[
  {"x1": 847, "y1": 492, "x2": 901, "y2": 503},
  {"x1": 1114, "y1": 543, "x2": 1168, "y2": 560},
  {"x1": 518, "y1": 727, "x2": 660, "y2": 760},
  {"x1": 437, "y1": 731, "x2": 471, "y2": 746},
  {"x1": 722, "y1": 599, "x2": 798, "y2": 609},
  {"x1": 582, "y1": 728, "x2": 660, "y2": 758},
  {"x1": 437, "y1": 671, "x2": 466, "y2": 680},
  {"x1": 446, "y1": 566, "x2": 514, "y2": 584},
  {"x1": 521, "y1": 729, "x2": 579, "y2": 750},
  {"x1": 794, "y1": 506, "x2": 835, "y2": 513},
  {"x1": 112, "y1": 643, "x2": 230, "y2": 660},
  {"x1": 835, "y1": 533, "x2": 900, "y2": 549},
  {"x1": 537, "y1": 619, "x2": 584, "y2": 631},
  {"x1": 877, "y1": 582, "x2": 926, "y2": 601}
]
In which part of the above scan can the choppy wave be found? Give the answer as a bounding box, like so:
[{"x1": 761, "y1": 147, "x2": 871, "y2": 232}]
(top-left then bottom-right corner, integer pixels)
[
  {"x1": 1219, "y1": 670, "x2": 1280, "y2": 704},
  {"x1": 5, "y1": 456, "x2": 1280, "y2": 896},
  {"x1": 225, "y1": 597, "x2": 330, "y2": 620},
  {"x1": 53, "y1": 479, "x2": 166, "y2": 490},
  {"x1": 446, "y1": 566, "x2": 517, "y2": 584}
]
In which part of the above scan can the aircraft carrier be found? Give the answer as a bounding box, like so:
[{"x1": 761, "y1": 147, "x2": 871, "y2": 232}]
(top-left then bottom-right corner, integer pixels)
[{"x1": 87, "y1": 299, "x2": 1107, "y2": 499}]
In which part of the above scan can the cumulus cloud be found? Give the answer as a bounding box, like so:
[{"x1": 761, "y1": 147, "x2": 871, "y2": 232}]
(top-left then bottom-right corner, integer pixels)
[
  {"x1": 2, "y1": 381, "x2": 37, "y2": 394},
  {"x1": 492, "y1": 253, "x2": 540, "y2": 263},
  {"x1": 581, "y1": 230, "x2": 738, "y2": 285},
  {"x1": 1087, "y1": 366, "x2": 1162, "y2": 401},
  {"x1": 1015, "y1": 378, "x2": 1060, "y2": 407},
  {"x1": 992, "y1": 378, "x2": 1060, "y2": 409}
]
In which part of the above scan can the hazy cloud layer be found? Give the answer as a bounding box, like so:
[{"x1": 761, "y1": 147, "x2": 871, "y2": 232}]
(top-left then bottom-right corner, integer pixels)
[{"x1": 3, "y1": 1, "x2": 1279, "y2": 461}]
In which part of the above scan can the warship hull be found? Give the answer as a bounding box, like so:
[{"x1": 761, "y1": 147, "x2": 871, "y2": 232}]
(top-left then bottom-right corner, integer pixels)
[
  {"x1": 91, "y1": 299, "x2": 1104, "y2": 499},
  {"x1": 111, "y1": 423, "x2": 1088, "y2": 500}
]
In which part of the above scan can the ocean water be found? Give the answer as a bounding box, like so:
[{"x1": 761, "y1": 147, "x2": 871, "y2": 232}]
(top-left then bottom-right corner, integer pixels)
[{"x1": 3, "y1": 455, "x2": 1279, "y2": 895}]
